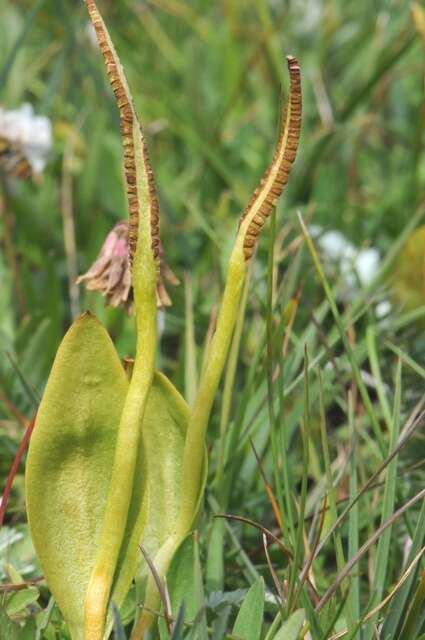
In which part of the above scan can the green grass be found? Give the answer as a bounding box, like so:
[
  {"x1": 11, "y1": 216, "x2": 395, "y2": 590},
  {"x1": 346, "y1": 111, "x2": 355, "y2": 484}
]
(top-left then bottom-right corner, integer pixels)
[{"x1": 1, "y1": 0, "x2": 425, "y2": 638}]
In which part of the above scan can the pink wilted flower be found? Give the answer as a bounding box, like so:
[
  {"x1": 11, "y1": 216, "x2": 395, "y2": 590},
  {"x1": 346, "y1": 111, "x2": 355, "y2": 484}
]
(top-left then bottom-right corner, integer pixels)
[{"x1": 77, "y1": 220, "x2": 179, "y2": 310}]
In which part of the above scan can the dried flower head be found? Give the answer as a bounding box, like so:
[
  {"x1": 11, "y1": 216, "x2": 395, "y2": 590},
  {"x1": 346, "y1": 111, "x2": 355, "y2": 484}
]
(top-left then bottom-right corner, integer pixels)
[{"x1": 77, "y1": 220, "x2": 179, "y2": 310}]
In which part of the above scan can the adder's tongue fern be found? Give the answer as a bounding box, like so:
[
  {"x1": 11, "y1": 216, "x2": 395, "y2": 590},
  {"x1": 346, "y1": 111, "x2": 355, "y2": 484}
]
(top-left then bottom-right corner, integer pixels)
[
  {"x1": 84, "y1": 1, "x2": 161, "y2": 638},
  {"x1": 177, "y1": 55, "x2": 302, "y2": 534},
  {"x1": 25, "y1": 2, "x2": 302, "y2": 638}
]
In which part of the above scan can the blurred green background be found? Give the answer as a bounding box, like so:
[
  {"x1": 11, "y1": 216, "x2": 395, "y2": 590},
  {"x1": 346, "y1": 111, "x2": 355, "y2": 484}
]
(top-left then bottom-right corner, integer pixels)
[
  {"x1": 1, "y1": 0, "x2": 423, "y2": 386},
  {"x1": 0, "y1": 0, "x2": 425, "y2": 635}
]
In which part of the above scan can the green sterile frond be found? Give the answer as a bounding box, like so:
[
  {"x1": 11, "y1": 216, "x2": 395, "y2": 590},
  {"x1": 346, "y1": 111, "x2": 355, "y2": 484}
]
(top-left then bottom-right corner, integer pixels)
[
  {"x1": 25, "y1": 313, "x2": 130, "y2": 640},
  {"x1": 129, "y1": 372, "x2": 207, "y2": 638},
  {"x1": 25, "y1": 312, "x2": 202, "y2": 640}
]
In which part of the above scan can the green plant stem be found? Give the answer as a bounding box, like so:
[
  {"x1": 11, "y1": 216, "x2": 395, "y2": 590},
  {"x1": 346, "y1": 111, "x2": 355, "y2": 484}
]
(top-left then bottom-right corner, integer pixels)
[
  {"x1": 214, "y1": 266, "x2": 251, "y2": 489},
  {"x1": 347, "y1": 392, "x2": 360, "y2": 629},
  {"x1": 286, "y1": 352, "x2": 310, "y2": 613},
  {"x1": 267, "y1": 209, "x2": 286, "y2": 534},
  {"x1": 263, "y1": 612, "x2": 282, "y2": 640},
  {"x1": 184, "y1": 272, "x2": 198, "y2": 406},
  {"x1": 84, "y1": 275, "x2": 157, "y2": 640},
  {"x1": 317, "y1": 369, "x2": 349, "y2": 621},
  {"x1": 178, "y1": 251, "x2": 246, "y2": 535}
]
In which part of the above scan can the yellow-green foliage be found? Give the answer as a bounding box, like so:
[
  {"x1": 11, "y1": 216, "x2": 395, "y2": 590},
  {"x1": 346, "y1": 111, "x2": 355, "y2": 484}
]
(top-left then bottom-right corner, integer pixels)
[
  {"x1": 25, "y1": 1, "x2": 301, "y2": 638},
  {"x1": 391, "y1": 225, "x2": 425, "y2": 312}
]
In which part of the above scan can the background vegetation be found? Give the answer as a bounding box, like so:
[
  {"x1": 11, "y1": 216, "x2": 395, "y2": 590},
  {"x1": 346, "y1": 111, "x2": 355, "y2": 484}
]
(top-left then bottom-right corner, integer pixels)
[{"x1": 0, "y1": 0, "x2": 424, "y2": 638}]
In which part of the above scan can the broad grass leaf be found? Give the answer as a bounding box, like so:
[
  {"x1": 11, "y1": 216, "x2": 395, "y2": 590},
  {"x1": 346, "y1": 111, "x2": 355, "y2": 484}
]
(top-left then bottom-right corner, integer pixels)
[
  {"x1": 232, "y1": 577, "x2": 265, "y2": 640},
  {"x1": 272, "y1": 609, "x2": 305, "y2": 640},
  {"x1": 5, "y1": 587, "x2": 39, "y2": 616},
  {"x1": 25, "y1": 313, "x2": 129, "y2": 639}
]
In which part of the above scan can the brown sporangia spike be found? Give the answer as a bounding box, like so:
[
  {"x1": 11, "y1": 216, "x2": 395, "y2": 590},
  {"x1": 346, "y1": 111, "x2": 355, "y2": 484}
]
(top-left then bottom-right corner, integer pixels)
[
  {"x1": 85, "y1": 0, "x2": 161, "y2": 266},
  {"x1": 239, "y1": 55, "x2": 302, "y2": 260}
]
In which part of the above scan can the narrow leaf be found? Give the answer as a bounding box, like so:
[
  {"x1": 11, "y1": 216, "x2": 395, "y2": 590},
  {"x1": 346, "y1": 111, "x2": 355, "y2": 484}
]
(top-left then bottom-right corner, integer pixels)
[
  {"x1": 5, "y1": 587, "x2": 39, "y2": 616},
  {"x1": 272, "y1": 609, "x2": 305, "y2": 640},
  {"x1": 232, "y1": 577, "x2": 265, "y2": 640}
]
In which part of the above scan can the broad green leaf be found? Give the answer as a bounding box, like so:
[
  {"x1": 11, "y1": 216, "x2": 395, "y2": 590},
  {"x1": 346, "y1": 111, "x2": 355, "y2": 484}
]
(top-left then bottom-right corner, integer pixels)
[
  {"x1": 6, "y1": 587, "x2": 40, "y2": 616},
  {"x1": 272, "y1": 609, "x2": 305, "y2": 640},
  {"x1": 232, "y1": 577, "x2": 265, "y2": 640},
  {"x1": 141, "y1": 372, "x2": 191, "y2": 568},
  {"x1": 131, "y1": 375, "x2": 207, "y2": 637},
  {"x1": 25, "y1": 313, "x2": 130, "y2": 640},
  {"x1": 25, "y1": 311, "x2": 208, "y2": 639}
]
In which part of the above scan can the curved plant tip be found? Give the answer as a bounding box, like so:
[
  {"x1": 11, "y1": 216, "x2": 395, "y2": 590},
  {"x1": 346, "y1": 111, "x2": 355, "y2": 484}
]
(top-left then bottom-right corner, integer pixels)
[
  {"x1": 85, "y1": 0, "x2": 173, "y2": 309},
  {"x1": 236, "y1": 55, "x2": 302, "y2": 261},
  {"x1": 130, "y1": 47, "x2": 302, "y2": 640}
]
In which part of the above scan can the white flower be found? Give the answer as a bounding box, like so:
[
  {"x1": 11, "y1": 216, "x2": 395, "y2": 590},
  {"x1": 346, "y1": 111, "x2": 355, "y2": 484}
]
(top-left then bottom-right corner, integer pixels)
[
  {"x1": 355, "y1": 248, "x2": 380, "y2": 286},
  {"x1": 311, "y1": 226, "x2": 380, "y2": 286},
  {"x1": 290, "y1": 0, "x2": 322, "y2": 34},
  {"x1": 376, "y1": 300, "x2": 392, "y2": 318},
  {"x1": 85, "y1": 21, "x2": 98, "y2": 48},
  {"x1": 0, "y1": 103, "x2": 52, "y2": 173}
]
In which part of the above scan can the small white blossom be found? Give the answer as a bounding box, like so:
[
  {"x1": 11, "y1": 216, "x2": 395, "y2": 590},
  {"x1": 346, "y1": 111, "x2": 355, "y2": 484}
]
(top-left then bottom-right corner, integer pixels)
[
  {"x1": 376, "y1": 300, "x2": 392, "y2": 318},
  {"x1": 0, "y1": 103, "x2": 52, "y2": 173},
  {"x1": 355, "y1": 248, "x2": 380, "y2": 286},
  {"x1": 85, "y1": 21, "x2": 98, "y2": 48},
  {"x1": 311, "y1": 226, "x2": 380, "y2": 287}
]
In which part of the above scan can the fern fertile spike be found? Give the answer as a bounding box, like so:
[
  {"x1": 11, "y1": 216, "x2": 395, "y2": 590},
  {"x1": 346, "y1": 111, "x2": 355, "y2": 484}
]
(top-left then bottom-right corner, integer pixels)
[
  {"x1": 239, "y1": 55, "x2": 302, "y2": 260},
  {"x1": 85, "y1": 0, "x2": 160, "y2": 265}
]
